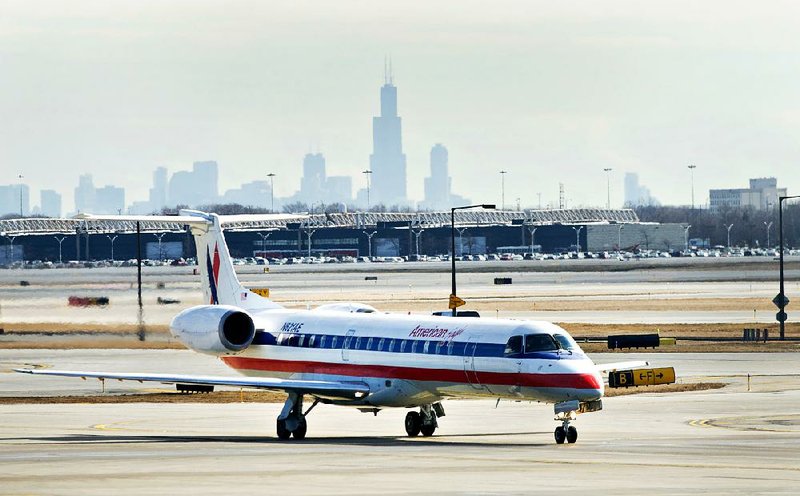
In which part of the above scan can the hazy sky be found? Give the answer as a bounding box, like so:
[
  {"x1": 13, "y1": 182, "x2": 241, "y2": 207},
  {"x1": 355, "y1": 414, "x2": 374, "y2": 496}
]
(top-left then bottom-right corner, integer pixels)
[{"x1": 3, "y1": 0, "x2": 800, "y2": 211}]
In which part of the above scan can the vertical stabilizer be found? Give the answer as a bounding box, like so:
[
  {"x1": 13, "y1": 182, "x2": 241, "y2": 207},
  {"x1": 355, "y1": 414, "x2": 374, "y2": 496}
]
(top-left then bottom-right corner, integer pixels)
[{"x1": 183, "y1": 210, "x2": 282, "y2": 311}]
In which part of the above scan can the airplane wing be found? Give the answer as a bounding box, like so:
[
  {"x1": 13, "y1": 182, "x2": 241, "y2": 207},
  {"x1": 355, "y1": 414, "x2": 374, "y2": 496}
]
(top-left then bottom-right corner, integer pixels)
[
  {"x1": 14, "y1": 369, "x2": 369, "y2": 399},
  {"x1": 594, "y1": 361, "x2": 649, "y2": 373}
]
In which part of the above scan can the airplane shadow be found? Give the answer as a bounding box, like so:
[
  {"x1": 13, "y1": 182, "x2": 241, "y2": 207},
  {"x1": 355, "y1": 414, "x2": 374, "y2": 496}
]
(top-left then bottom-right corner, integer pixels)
[{"x1": 5, "y1": 431, "x2": 554, "y2": 448}]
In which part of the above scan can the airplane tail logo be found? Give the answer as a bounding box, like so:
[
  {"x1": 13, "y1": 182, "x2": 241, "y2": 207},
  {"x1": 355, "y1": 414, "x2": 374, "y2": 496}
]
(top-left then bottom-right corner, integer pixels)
[{"x1": 206, "y1": 243, "x2": 221, "y2": 304}]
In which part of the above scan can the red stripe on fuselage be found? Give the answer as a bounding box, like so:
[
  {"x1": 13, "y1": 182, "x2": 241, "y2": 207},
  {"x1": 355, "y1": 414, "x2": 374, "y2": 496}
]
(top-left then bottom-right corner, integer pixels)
[{"x1": 221, "y1": 356, "x2": 602, "y2": 390}]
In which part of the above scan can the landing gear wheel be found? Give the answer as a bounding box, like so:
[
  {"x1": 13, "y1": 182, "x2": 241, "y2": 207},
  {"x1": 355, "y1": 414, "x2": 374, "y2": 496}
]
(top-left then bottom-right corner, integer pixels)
[
  {"x1": 276, "y1": 419, "x2": 291, "y2": 440},
  {"x1": 554, "y1": 426, "x2": 566, "y2": 444},
  {"x1": 292, "y1": 417, "x2": 308, "y2": 440},
  {"x1": 405, "y1": 411, "x2": 422, "y2": 437},
  {"x1": 566, "y1": 426, "x2": 577, "y2": 444},
  {"x1": 420, "y1": 423, "x2": 436, "y2": 437}
]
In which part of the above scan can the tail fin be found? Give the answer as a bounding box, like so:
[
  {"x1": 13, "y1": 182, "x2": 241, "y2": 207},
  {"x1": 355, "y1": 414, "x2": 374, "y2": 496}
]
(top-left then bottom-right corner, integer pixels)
[{"x1": 183, "y1": 210, "x2": 282, "y2": 311}]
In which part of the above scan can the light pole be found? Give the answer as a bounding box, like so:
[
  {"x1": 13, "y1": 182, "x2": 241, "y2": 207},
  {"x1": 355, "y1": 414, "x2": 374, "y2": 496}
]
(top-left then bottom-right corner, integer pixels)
[
  {"x1": 725, "y1": 224, "x2": 734, "y2": 249},
  {"x1": 362, "y1": 230, "x2": 377, "y2": 259},
  {"x1": 572, "y1": 226, "x2": 583, "y2": 253},
  {"x1": 603, "y1": 168, "x2": 612, "y2": 209},
  {"x1": 688, "y1": 164, "x2": 697, "y2": 210},
  {"x1": 777, "y1": 195, "x2": 800, "y2": 340},
  {"x1": 537, "y1": 192, "x2": 542, "y2": 209},
  {"x1": 499, "y1": 171, "x2": 507, "y2": 210},
  {"x1": 305, "y1": 229, "x2": 316, "y2": 259},
  {"x1": 455, "y1": 227, "x2": 468, "y2": 256},
  {"x1": 153, "y1": 233, "x2": 167, "y2": 260},
  {"x1": 683, "y1": 225, "x2": 691, "y2": 251},
  {"x1": 617, "y1": 224, "x2": 624, "y2": 252},
  {"x1": 267, "y1": 173, "x2": 276, "y2": 213},
  {"x1": 451, "y1": 204, "x2": 495, "y2": 315},
  {"x1": 106, "y1": 234, "x2": 118, "y2": 262},
  {"x1": 764, "y1": 221, "x2": 774, "y2": 248},
  {"x1": 412, "y1": 229, "x2": 424, "y2": 256},
  {"x1": 362, "y1": 170, "x2": 372, "y2": 211},
  {"x1": 528, "y1": 226, "x2": 537, "y2": 255},
  {"x1": 54, "y1": 236, "x2": 66, "y2": 264},
  {"x1": 256, "y1": 232, "x2": 271, "y2": 256},
  {"x1": 18, "y1": 174, "x2": 24, "y2": 217},
  {"x1": 5, "y1": 236, "x2": 16, "y2": 263}
]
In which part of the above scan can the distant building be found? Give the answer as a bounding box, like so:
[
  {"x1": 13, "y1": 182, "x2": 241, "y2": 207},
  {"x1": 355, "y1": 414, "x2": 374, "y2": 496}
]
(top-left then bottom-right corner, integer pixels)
[
  {"x1": 0, "y1": 184, "x2": 29, "y2": 216},
  {"x1": 74, "y1": 174, "x2": 96, "y2": 213},
  {"x1": 40, "y1": 189, "x2": 61, "y2": 218},
  {"x1": 222, "y1": 180, "x2": 269, "y2": 207},
  {"x1": 149, "y1": 167, "x2": 168, "y2": 210},
  {"x1": 73, "y1": 174, "x2": 125, "y2": 214},
  {"x1": 169, "y1": 161, "x2": 219, "y2": 207},
  {"x1": 420, "y1": 144, "x2": 470, "y2": 210},
  {"x1": 624, "y1": 173, "x2": 659, "y2": 207},
  {"x1": 709, "y1": 177, "x2": 786, "y2": 210},
  {"x1": 369, "y1": 70, "x2": 408, "y2": 207},
  {"x1": 289, "y1": 153, "x2": 353, "y2": 206},
  {"x1": 96, "y1": 185, "x2": 125, "y2": 214}
]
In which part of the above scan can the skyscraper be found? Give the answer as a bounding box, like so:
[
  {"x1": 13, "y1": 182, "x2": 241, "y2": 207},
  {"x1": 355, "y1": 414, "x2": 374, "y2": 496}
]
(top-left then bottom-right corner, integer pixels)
[
  {"x1": 369, "y1": 67, "x2": 407, "y2": 207},
  {"x1": 40, "y1": 189, "x2": 62, "y2": 217},
  {"x1": 149, "y1": 166, "x2": 168, "y2": 210},
  {"x1": 422, "y1": 144, "x2": 451, "y2": 210}
]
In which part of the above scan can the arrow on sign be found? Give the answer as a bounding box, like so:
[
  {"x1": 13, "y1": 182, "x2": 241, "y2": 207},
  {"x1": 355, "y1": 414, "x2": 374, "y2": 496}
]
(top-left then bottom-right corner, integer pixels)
[
  {"x1": 639, "y1": 373, "x2": 645, "y2": 380},
  {"x1": 656, "y1": 373, "x2": 663, "y2": 379},
  {"x1": 773, "y1": 293, "x2": 790, "y2": 308},
  {"x1": 449, "y1": 294, "x2": 466, "y2": 309}
]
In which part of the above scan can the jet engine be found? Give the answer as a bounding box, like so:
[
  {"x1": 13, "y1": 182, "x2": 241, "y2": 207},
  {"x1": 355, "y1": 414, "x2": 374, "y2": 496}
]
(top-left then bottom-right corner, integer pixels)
[{"x1": 170, "y1": 305, "x2": 255, "y2": 355}]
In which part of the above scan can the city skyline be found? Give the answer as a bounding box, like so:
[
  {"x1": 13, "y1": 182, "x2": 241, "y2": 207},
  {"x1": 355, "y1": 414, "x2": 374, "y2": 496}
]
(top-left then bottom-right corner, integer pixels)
[{"x1": 3, "y1": 2, "x2": 800, "y2": 212}]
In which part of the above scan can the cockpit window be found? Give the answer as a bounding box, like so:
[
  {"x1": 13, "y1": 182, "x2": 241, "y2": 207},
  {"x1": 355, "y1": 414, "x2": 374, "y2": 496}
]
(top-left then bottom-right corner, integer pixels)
[
  {"x1": 504, "y1": 335, "x2": 523, "y2": 355},
  {"x1": 525, "y1": 334, "x2": 559, "y2": 352},
  {"x1": 553, "y1": 333, "x2": 577, "y2": 351}
]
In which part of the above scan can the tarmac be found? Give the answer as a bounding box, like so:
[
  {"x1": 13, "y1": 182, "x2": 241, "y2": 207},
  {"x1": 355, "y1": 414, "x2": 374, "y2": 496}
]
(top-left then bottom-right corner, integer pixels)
[{"x1": 2, "y1": 350, "x2": 800, "y2": 494}]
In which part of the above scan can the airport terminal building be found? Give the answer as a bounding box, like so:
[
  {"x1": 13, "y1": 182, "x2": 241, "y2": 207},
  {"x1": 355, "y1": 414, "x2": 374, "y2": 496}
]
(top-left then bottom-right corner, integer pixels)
[{"x1": 0, "y1": 208, "x2": 688, "y2": 263}]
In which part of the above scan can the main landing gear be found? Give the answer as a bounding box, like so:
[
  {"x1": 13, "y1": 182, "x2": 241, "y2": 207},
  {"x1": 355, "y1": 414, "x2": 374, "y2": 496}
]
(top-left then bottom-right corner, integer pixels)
[
  {"x1": 405, "y1": 403, "x2": 445, "y2": 437},
  {"x1": 554, "y1": 421, "x2": 578, "y2": 445},
  {"x1": 276, "y1": 392, "x2": 317, "y2": 440}
]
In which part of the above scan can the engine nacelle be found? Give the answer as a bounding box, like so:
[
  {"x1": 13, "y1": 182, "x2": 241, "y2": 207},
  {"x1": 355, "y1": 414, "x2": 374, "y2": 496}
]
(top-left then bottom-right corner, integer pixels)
[{"x1": 170, "y1": 305, "x2": 255, "y2": 355}]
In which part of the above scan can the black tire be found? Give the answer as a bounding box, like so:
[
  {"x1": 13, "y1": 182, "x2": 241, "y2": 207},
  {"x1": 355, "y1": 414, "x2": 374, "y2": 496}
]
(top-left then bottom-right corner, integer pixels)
[
  {"x1": 405, "y1": 411, "x2": 422, "y2": 437},
  {"x1": 554, "y1": 426, "x2": 566, "y2": 444},
  {"x1": 276, "y1": 419, "x2": 291, "y2": 440},
  {"x1": 566, "y1": 426, "x2": 577, "y2": 444},
  {"x1": 292, "y1": 417, "x2": 307, "y2": 440},
  {"x1": 420, "y1": 423, "x2": 436, "y2": 437}
]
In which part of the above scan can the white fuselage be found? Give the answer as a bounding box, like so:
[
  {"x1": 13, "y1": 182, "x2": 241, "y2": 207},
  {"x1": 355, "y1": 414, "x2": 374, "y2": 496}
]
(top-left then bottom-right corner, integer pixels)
[{"x1": 218, "y1": 309, "x2": 604, "y2": 408}]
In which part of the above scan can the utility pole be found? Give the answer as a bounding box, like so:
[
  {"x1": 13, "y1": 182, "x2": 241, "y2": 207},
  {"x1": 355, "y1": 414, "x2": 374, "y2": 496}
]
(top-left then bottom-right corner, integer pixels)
[
  {"x1": 106, "y1": 234, "x2": 118, "y2": 262},
  {"x1": 18, "y1": 174, "x2": 24, "y2": 217},
  {"x1": 54, "y1": 236, "x2": 66, "y2": 264},
  {"x1": 683, "y1": 225, "x2": 691, "y2": 251},
  {"x1": 305, "y1": 229, "x2": 316, "y2": 258},
  {"x1": 499, "y1": 171, "x2": 507, "y2": 210},
  {"x1": 764, "y1": 221, "x2": 774, "y2": 248},
  {"x1": 362, "y1": 170, "x2": 372, "y2": 211},
  {"x1": 603, "y1": 168, "x2": 612, "y2": 209},
  {"x1": 725, "y1": 224, "x2": 734, "y2": 249},
  {"x1": 688, "y1": 164, "x2": 697, "y2": 210},
  {"x1": 267, "y1": 173, "x2": 276, "y2": 213},
  {"x1": 572, "y1": 226, "x2": 583, "y2": 253}
]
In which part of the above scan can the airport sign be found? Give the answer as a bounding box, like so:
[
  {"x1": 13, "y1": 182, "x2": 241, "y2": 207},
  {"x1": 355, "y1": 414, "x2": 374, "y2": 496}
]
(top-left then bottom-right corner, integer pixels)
[
  {"x1": 609, "y1": 367, "x2": 676, "y2": 388},
  {"x1": 773, "y1": 293, "x2": 790, "y2": 308},
  {"x1": 448, "y1": 294, "x2": 466, "y2": 309},
  {"x1": 776, "y1": 311, "x2": 788, "y2": 323}
]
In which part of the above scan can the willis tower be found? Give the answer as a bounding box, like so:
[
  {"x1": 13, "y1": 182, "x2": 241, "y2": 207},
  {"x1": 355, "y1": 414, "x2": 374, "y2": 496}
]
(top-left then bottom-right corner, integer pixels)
[{"x1": 369, "y1": 63, "x2": 407, "y2": 207}]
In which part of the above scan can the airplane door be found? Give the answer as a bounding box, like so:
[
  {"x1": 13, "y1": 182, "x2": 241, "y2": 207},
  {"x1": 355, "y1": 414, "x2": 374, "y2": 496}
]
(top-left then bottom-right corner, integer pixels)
[
  {"x1": 463, "y1": 336, "x2": 482, "y2": 390},
  {"x1": 342, "y1": 329, "x2": 356, "y2": 362}
]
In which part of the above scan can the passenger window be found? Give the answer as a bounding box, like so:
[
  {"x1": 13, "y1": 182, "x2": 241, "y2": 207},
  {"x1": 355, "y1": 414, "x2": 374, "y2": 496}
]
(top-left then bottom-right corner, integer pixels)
[
  {"x1": 400, "y1": 340, "x2": 407, "y2": 353},
  {"x1": 423, "y1": 341, "x2": 430, "y2": 354},
  {"x1": 504, "y1": 335, "x2": 523, "y2": 355},
  {"x1": 367, "y1": 338, "x2": 374, "y2": 350},
  {"x1": 309, "y1": 335, "x2": 316, "y2": 348},
  {"x1": 298, "y1": 335, "x2": 306, "y2": 347},
  {"x1": 525, "y1": 334, "x2": 559, "y2": 352},
  {"x1": 378, "y1": 338, "x2": 385, "y2": 351},
  {"x1": 388, "y1": 339, "x2": 394, "y2": 352},
  {"x1": 447, "y1": 341, "x2": 454, "y2": 355},
  {"x1": 355, "y1": 337, "x2": 361, "y2": 350},
  {"x1": 411, "y1": 341, "x2": 419, "y2": 353},
  {"x1": 320, "y1": 335, "x2": 327, "y2": 348},
  {"x1": 332, "y1": 336, "x2": 338, "y2": 348}
]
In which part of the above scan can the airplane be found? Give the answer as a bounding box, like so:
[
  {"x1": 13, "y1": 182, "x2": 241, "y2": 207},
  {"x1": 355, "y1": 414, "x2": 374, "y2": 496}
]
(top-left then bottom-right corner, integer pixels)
[{"x1": 16, "y1": 210, "x2": 647, "y2": 444}]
